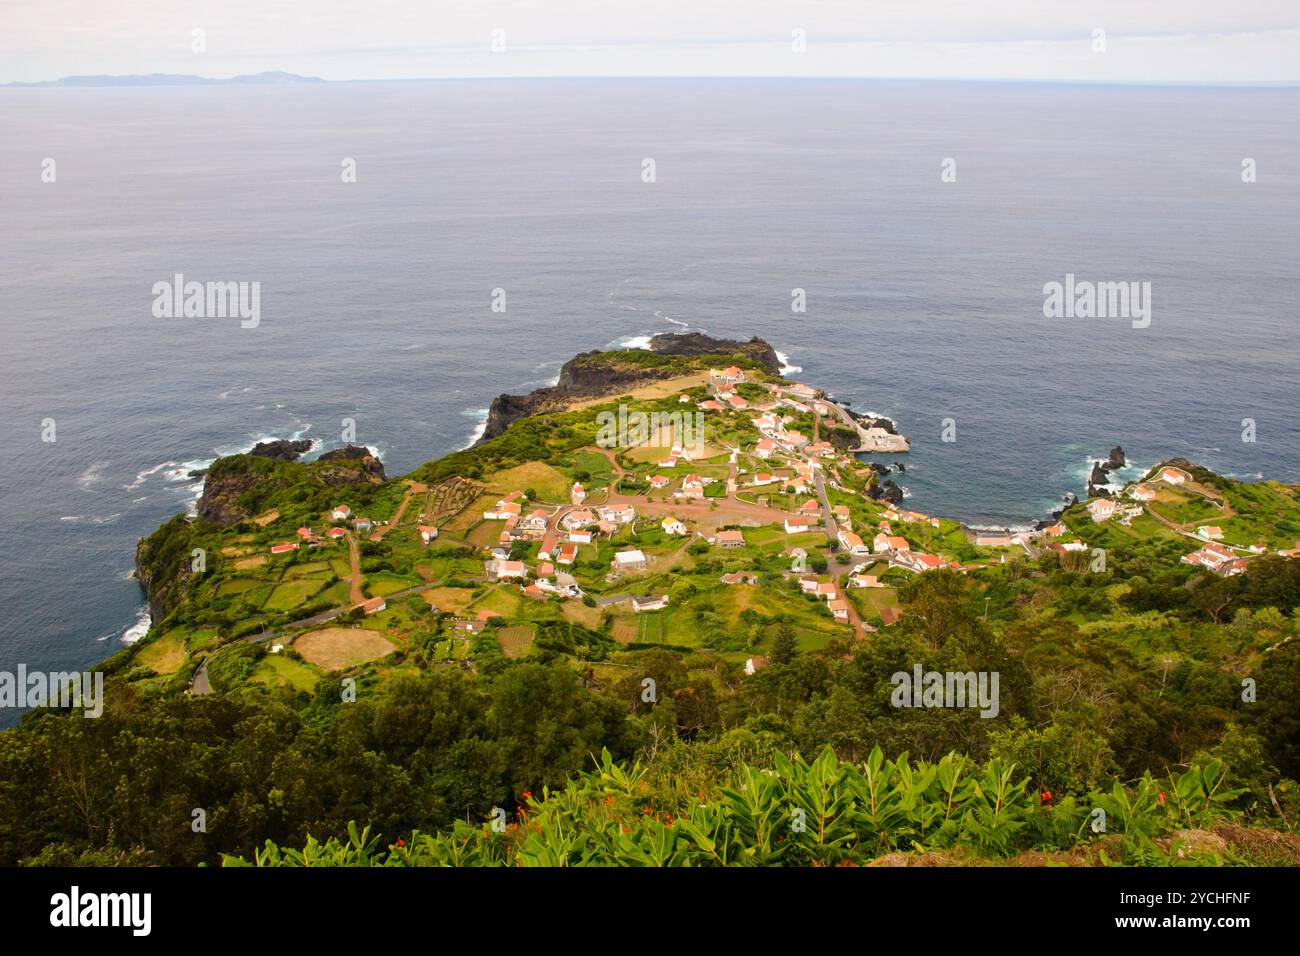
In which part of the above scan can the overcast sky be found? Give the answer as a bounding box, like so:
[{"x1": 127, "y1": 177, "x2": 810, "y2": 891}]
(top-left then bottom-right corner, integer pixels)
[{"x1": 5, "y1": 0, "x2": 1299, "y2": 84}]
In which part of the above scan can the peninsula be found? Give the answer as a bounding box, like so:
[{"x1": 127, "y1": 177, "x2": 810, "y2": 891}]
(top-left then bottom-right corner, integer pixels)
[{"x1": 2, "y1": 332, "x2": 1296, "y2": 868}]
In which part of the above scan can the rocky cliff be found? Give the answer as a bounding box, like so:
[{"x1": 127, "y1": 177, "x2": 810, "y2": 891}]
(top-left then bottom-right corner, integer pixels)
[
  {"x1": 196, "y1": 445, "x2": 385, "y2": 527},
  {"x1": 476, "y1": 332, "x2": 783, "y2": 445}
]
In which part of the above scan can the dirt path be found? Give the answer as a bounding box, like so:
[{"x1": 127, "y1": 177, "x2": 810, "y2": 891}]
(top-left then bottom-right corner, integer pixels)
[
  {"x1": 370, "y1": 482, "x2": 425, "y2": 542},
  {"x1": 347, "y1": 533, "x2": 364, "y2": 604},
  {"x1": 830, "y1": 557, "x2": 877, "y2": 638}
]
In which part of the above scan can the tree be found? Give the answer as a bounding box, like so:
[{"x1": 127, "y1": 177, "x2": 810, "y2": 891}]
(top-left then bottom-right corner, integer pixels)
[{"x1": 772, "y1": 624, "x2": 798, "y2": 665}]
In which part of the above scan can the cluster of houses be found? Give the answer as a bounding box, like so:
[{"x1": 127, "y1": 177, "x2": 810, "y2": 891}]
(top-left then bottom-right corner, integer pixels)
[
  {"x1": 484, "y1": 555, "x2": 585, "y2": 600},
  {"x1": 1182, "y1": 541, "x2": 1246, "y2": 577},
  {"x1": 645, "y1": 466, "x2": 722, "y2": 499},
  {"x1": 858, "y1": 531, "x2": 951, "y2": 572},
  {"x1": 328, "y1": 503, "x2": 383, "y2": 534},
  {"x1": 476, "y1": 488, "x2": 647, "y2": 599},
  {"x1": 798, "y1": 576, "x2": 850, "y2": 622},
  {"x1": 268, "y1": 503, "x2": 375, "y2": 555}
]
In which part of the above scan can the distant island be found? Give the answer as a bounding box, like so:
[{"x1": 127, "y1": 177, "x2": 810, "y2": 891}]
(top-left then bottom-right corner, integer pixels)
[
  {"x1": 1, "y1": 331, "x2": 1296, "y2": 868},
  {"x1": 2, "y1": 71, "x2": 325, "y2": 88}
]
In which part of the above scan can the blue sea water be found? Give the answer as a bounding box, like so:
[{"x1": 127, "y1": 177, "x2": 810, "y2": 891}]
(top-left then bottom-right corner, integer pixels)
[{"x1": 1, "y1": 79, "x2": 1297, "y2": 717}]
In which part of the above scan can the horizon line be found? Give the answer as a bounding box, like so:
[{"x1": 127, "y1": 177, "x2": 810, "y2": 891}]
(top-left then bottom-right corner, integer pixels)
[{"x1": 6, "y1": 71, "x2": 1300, "y2": 89}]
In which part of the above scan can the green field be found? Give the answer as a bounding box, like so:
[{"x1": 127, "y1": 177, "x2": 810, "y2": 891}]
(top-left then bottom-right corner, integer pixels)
[{"x1": 252, "y1": 653, "x2": 321, "y2": 692}]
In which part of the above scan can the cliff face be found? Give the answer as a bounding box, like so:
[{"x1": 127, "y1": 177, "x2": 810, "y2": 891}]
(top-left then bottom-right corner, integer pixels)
[
  {"x1": 134, "y1": 515, "x2": 197, "y2": 625},
  {"x1": 197, "y1": 462, "x2": 280, "y2": 526},
  {"x1": 196, "y1": 445, "x2": 386, "y2": 526},
  {"x1": 477, "y1": 332, "x2": 782, "y2": 444}
]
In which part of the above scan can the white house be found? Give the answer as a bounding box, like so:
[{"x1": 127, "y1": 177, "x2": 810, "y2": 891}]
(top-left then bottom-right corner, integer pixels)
[
  {"x1": 599, "y1": 505, "x2": 637, "y2": 525},
  {"x1": 486, "y1": 559, "x2": 527, "y2": 580},
  {"x1": 662, "y1": 517, "x2": 688, "y2": 536},
  {"x1": 484, "y1": 500, "x2": 523, "y2": 521},
  {"x1": 838, "y1": 530, "x2": 869, "y2": 555},
  {"x1": 562, "y1": 509, "x2": 596, "y2": 531},
  {"x1": 895, "y1": 551, "x2": 945, "y2": 572},
  {"x1": 676, "y1": 475, "x2": 705, "y2": 499},
  {"x1": 612, "y1": 549, "x2": 648, "y2": 572},
  {"x1": 1087, "y1": 498, "x2": 1120, "y2": 522},
  {"x1": 632, "y1": 594, "x2": 669, "y2": 613},
  {"x1": 710, "y1": 366, "x2": 746, "y2": 385},
  {"x1": 874, "y1": 533, "x2": 910, "y2": 553}
]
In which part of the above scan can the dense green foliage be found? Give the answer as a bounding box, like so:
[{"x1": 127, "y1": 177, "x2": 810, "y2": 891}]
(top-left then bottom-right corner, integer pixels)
[
  {"x1": 226, "y1": 747, "x2": 1270, "y2": 867},
  {"x1": 3, "y1": 569, "x2": 1296, "y2": 866}
]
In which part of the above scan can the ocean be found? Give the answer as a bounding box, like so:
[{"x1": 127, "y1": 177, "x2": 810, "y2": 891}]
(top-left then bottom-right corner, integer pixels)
[{"x1": 1, "y1": 78, "x2": 1297, "y2": 716}]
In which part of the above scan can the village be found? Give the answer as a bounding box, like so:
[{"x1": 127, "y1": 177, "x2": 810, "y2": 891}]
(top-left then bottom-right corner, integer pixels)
[{"x1": 171, "y1": 348, "x2": 1300, "y2": 700}]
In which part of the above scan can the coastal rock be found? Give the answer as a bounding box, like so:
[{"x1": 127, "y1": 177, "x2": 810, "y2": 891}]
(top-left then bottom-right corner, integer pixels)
[
  {"x1": 1050, "y1": 492, "x2": 1079, "y2": 519},
  {"x1": 1085, "y1": 446, "x2": 1126, "y2": 497},
  {"x1": 315, "y1": 444, "x2": 387, "y2": 484},
  {"x1": 249, "y1": 438, "x2": 313, "y2": 461},
  {"x1": 477, "y1": 332, "x2": 781, "y2": 445},
  {"x1": 648, "y1": 332, "x2": 781, "y2": 373},
  {"x1": 869, "y1": 479, "x2": 905, "y2": 505}
]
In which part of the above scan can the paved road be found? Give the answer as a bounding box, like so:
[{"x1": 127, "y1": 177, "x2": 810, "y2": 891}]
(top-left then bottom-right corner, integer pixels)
[{"x1": 191, "y1": 658, "x2": 211, "y2": 694}]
